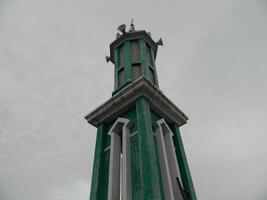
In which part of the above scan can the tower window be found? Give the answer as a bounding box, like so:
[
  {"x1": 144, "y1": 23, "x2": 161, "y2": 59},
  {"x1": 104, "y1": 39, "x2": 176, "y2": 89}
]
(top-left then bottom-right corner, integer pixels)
[
  {"x1": 132, "y1": 64, "x2": 142, "y2": 81},
  {"x1": 146, "y1": 44, "x2": 153, "y2": 66},
  {"x1": 119, "y1": 45, "x2": 124, "y2": 68},
  {"x1": 118, "y1": 68, "x2": 125, "y2": 86},
  {"x1": 131, "y1": 40, "x2": 139, "y2": 62},
  {"x1": 149, "y1": 67, "x2": 156, "y2": 84},
  {"x1": 149, "y1": 47, "x2": 154, "y2": 66}
]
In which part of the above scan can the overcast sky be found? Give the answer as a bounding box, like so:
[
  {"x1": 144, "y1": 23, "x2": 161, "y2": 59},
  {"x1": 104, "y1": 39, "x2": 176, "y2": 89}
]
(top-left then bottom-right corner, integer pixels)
[{"x1": 0, "y1": 0, "x2": 267, "y2": 199}]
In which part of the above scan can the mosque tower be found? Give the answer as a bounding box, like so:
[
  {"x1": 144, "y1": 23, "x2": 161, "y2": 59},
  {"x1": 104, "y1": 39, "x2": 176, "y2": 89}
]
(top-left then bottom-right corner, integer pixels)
[{"x1": 85, "y1": 21, "x2": 197, "y2": 200}]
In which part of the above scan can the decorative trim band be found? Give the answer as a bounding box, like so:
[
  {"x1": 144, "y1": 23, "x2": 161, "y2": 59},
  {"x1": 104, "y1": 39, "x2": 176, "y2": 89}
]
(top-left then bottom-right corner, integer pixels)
[{"x1": 85, "y1": 76, "x2": 188, "y2": 127}]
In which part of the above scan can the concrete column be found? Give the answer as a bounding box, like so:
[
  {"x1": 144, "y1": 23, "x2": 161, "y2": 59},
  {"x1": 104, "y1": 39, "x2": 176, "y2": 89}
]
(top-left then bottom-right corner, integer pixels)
[
  {"x1": 108, "y1": 118, "x2": 132, "y2": 200},
  {"x1": 136, "y1": 97, "x2": 162, "y2": 199},
  {"x1": 155, "y1": 119, "x2": 184, "y2": 200},
  {"x1": 170, "y1": 124, "x2": 197, "y2": 200},
  {"x1": 90, "y1": 124, "x2": 105, "y2": 200}
]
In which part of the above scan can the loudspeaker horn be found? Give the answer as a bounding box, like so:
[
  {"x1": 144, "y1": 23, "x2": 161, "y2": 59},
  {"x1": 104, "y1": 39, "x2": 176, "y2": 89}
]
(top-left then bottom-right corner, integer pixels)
[
  {"x1": 156, "y1": 38, "x2": 163, "y2": 46},
  {"x1": 117, "y1": 24, "x2": 126, "y2": 34},
  {"x1": 105, "y1": 56, "x2": 111, "y2": 63}
]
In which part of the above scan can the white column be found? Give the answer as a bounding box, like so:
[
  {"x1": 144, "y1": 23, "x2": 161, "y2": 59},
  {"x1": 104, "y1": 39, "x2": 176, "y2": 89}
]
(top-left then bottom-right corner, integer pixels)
[
  {"x1": 155, "y1": 119, "x2": 184, "y2": 200},
  {"x1": 155, "y1": 124, "x2": 175, "y2": 200},
  {"x1": 122, "y1": 121, "x2": 132, "y2": 200},
  {"x1": 108, "y1": 118, "x2": 132, "y2": 200},
  {"x1": 108, "y1": 130, "x2": 121, "y2": 200}
]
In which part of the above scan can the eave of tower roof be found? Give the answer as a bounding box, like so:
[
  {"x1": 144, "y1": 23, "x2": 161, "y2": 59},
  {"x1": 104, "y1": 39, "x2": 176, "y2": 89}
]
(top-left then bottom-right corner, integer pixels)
[{"x1": 85, "y1": 77, "x2": 188, "y2": 128}]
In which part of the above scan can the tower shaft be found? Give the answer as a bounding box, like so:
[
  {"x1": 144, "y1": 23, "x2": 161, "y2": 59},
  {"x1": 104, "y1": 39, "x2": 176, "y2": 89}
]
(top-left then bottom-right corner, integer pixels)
[{"x1": 85, "y1": 23, "x2": 197, "y2": 200}]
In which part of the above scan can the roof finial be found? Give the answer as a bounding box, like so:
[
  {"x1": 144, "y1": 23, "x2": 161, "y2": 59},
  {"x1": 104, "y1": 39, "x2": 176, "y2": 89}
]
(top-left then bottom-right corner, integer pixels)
[{"x1": 129, "y1": 18, "x2": 135, "y2": 32}]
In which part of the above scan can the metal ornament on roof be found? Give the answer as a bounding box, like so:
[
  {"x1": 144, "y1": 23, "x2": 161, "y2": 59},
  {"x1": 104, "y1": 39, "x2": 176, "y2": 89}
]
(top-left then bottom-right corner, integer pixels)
[{"x1": 106, "y1": 21, "x2": 164, "y2": 64}]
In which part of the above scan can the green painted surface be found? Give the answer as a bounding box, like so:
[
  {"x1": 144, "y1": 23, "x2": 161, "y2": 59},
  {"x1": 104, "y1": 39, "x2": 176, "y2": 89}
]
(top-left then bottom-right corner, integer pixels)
[
  {"x1": 170, "y1": 124, "x2": 197, "y2": 200},
  {"x1": 113, "y1": 36, "x2": 159, "y2": 95},
  {"x1": 130, "y1": 133, "x2": 142, "y2": 199},
  {"x1": 150, "y1": 110, "x2": 165, "y2": 199},
  {"x1": 89, "y1": 123, "x2": 113, "y2": 200},
  {"x1": 103, "y1": 121, "x2": 114, "y2": 149},
  {"x1": 150, "y1": 110, "x2": 161, "y2": 124},
  {"x1": 139, "y1": 39, "x2": 147, "y2": 78},
  {"x1": 151, "y1": 109, "x2": 197, "y2": 200},
  {"x1": 149, "y1": 47, "x2": 159, "y2": 86},
  {"x1": 136, "y1": 97, "x2": 163, "y2": 199},
  {"x1": 89, "y1": 101, "x2": 196, "y2": 200},
  {"x1": 121, "y1": 106, "x2": 137, "y2": 133},
  {"x1": 114, "y1": 48, "x2": 119, "y2": 89},
  {"x1": 153, "y1": 135, "x2": 165, "y2": 200},
  {"x1": 98, "y1": 150, "x2": 110, "y2": 200},
  {"x1": 89, "y1": 124, "x2": 105, "y2": 200},
  {"x1": 141, "y1": 39, "x2": 159, "y2": 87}
]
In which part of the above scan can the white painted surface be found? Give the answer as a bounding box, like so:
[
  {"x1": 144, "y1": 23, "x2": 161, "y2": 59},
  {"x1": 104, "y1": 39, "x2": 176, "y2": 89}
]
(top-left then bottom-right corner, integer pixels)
[
  {"x1": 155, "y1": 119, "x2": 184, "y2": 200},
  {"x1": 108, "y1": 130, "x2": 121, "y2": 200},
  {"x1": 108, "y1": 118, "x2": 132, "y2": 200}
]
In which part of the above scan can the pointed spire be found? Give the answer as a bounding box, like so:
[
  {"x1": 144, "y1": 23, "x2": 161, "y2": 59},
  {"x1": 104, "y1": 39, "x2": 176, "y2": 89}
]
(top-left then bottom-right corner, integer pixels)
[{"x1": 129, "y1": 18, "x2": 135, "y2": 32}]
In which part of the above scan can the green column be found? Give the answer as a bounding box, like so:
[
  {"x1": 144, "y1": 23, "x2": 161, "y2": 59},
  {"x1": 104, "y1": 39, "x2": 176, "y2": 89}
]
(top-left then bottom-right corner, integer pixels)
[
  {"x1": 124, "y1": 40, "x2": 132, "y2": 83},
  {"x1": 89, "y1": 124, "x2": 105, "y2": 200},
  {"x1": 170, "y1": 124, "x2": 197, "y2": 200},
  {"x1": 139, "y1": 39, "x2": 148, "y2": 77},
  {"x1": 114, "y1": 48, "x2": 119, "y2": 89},
  {"x1": 136, "y1": 97, "x2": 162, "y2": 200}
]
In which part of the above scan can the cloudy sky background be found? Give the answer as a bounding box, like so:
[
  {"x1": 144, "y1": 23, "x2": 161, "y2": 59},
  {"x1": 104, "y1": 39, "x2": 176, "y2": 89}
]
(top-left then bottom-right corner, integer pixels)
[{"x1": 0, "y1": 0, "x2": 267, "y2": 199}]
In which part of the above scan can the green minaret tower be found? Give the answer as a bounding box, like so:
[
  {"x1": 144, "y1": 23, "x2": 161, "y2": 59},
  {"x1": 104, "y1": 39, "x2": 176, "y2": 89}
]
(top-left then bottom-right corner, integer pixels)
[{"x1": 85, "y1": 22, "x2": 197, "y2": 200}]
